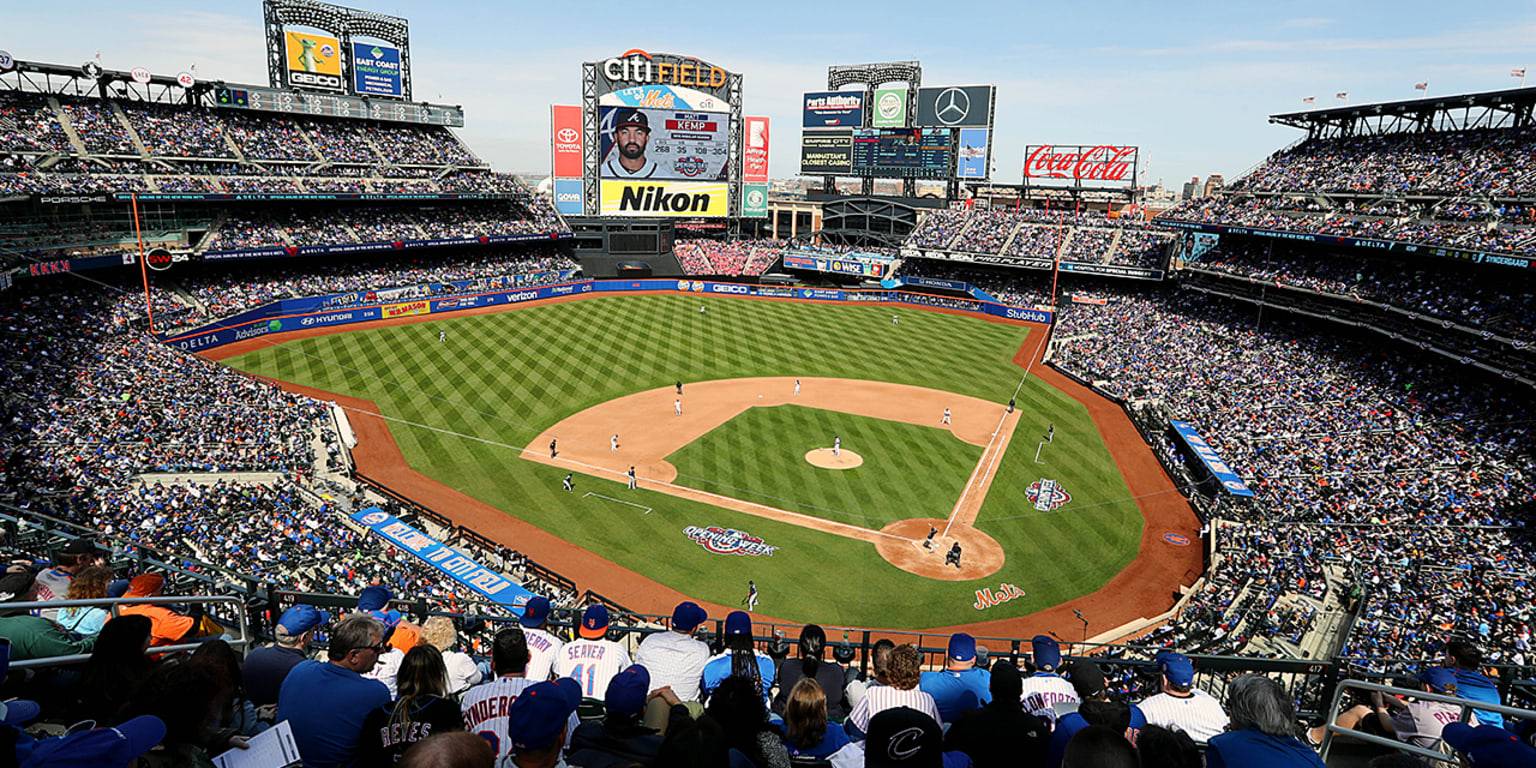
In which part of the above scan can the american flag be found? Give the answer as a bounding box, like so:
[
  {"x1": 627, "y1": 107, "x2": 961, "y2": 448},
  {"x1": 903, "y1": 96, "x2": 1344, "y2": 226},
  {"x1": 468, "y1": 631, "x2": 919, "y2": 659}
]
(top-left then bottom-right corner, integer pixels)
[
  {"x1": 1414, "y1": 82, "x2": 1428, "y2": 91},
  {"x1": 1514, "y1": 68, "x2": 1527, "y2": 78},
  {"x1": 1303, "y1": 96, "x2": 1315, "y2": 104},
  {"x1": 1336, "y1": 92, "x2": 1348, "y2": 99}
]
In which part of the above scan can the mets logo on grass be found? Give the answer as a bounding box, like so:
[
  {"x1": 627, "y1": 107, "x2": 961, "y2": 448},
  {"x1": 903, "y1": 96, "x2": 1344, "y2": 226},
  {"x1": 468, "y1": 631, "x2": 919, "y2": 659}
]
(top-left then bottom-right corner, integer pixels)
[
  {"x1": 973, "y1": 582, "x2": 1026, "y2": 611},
  {"x1": 1027, "y1": 479, "x2": 1070, "y2": 512},
  {"x1": 683, "y1": 526, "x2": 779, "y2": 557}
]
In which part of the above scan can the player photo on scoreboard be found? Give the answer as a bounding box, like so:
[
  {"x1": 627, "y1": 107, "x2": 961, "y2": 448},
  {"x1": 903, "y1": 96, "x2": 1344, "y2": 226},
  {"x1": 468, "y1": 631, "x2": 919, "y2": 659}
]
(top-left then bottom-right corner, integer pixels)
[{"x1": 599, "y1": 106, "x2": 730, "y2": 181}]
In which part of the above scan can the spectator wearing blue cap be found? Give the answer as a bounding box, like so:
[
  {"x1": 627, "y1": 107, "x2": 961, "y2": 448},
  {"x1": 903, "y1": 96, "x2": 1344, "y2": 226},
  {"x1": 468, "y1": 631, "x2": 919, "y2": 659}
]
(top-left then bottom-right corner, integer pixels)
[
  {"x1": 1445, "y1": 640, "x2": 1505, "y2": 730},
  {"x1": 1320, "y1": 668, "x2": 1473, "y2": 753},
  {"x1": 357, "y1": 586, "x2": 408, "y2": 697},
  {"x1": 1018, "y1": 635, "x2": 1079, "y2": 726},
  {"x1": 244, "y1": 604, "x2": 331, "y2": 707},
  {"x1": 635, "y1": 601, "x2": 710, "y2": 708},
  {"x1": 518, "y1": 596, "x2": 565, "y2": 682},
  {"x1": 1204, "y1": 674, "x2": 1324, "y2": 768},
  {"x1": 553, "y1": 604, "x2": 631, "y2": 699},
  {"x1": 700, "y1": 611, "x2": 776, "y2": 704},
  {"x1": 1442, "y1": 722, "x2": 1536, "y2": 768},
  {"x1": 569, "y1": 665, "x2": 687, "y2": 767},
  {"x1": 1137, "y1": 651, "x2": 1228, "y2": 743},
  {"x1": 506, "y1": 678, "x2": 582, "y2": 768},
  {"x1": 462, "y1": 626, "x2": 580, "y2": 766},
  {"x1": 920, "y1": 633, "x2": 993, "y2": 723},
  {"x1": 278, "y1": 614, "x2": 393, "y2": 768}
]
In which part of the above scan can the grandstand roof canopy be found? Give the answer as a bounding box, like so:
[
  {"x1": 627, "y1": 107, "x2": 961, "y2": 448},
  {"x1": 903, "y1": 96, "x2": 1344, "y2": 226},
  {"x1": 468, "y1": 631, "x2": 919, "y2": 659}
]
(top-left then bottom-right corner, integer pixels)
[{"x1": 1269, "y1": 86, "x2": 1536, "y2": 137}]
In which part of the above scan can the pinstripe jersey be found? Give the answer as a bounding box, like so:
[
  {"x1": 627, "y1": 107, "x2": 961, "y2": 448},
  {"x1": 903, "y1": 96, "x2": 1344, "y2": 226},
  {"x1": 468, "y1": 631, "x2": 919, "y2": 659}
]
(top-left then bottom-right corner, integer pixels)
[
  {"x1": 460, "y1": 676, "x2": 580, "y2": 764},
  {"x1": 1018, "y1": 673, "x2": 1080, "y2": 725},
  {"x1": 523, "y1": 626, "x2": 565, "y2": 682},
  {"x1": 1136, "y1": 688, "x2": 1230, "y2": 742},
  {"x1": 553, "y1": 638, "x2": 631, "y2": 698},
  {"x1": 847, "y1": 685, "x2": 943, "y2": 732}
]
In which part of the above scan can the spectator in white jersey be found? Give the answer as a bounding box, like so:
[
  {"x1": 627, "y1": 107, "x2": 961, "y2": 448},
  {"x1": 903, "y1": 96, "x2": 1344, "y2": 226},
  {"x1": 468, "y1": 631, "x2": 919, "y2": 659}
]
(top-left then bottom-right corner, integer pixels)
[
  {"x1": 1018, "y1": 635, "x2": 1080, "y2": 725},
  {"x1": 553, "y1": 604, "x2": 631, "y2": 700},
  {"x1": 634, "y1": 600, "x2": 710, "y2": 713},
  {"x1": 34, "y1": 538, "x2": 104, "y2": 621},
  {"x1": 518, "y1": 596, "x2": 565, "y2": 682},
  {"x1": 845, "y1": 643, "x2": 943, "y2": 740},
  {"x1": 461, "y1": 626, "x2": 578, "y2": 765},
  {"x1": 1136, "y1": 652, "x2": 1229, "y2": 743}
]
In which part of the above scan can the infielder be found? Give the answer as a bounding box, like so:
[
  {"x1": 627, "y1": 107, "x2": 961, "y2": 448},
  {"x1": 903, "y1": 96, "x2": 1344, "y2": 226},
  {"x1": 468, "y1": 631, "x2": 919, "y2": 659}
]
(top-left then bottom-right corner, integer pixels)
[
  {"x1": 553, "y1": 604, "x2": 631, "y2": 697},
  {"x1": 562, "y1": 473, "x2": 573, "y2": 493},
  {"x1": 742, "y1": 580, "x2": 759, "y2": 611},
  {"x1": 610, "y1": 434, "x2": 619, "y2": 452},
  {"x1": 1048, "y1": 424, "x2": 1055, "y2": 442},
  {"x1": 833, "y1": 435, "x2": 841, "y2": 457},
  {"x1": 793, "y1": 379, "x2": 801, "y2": 396},
  {"x1": 675, "y1": 380, "x2": 683, "y2": 395},
  {"x1": 627, "y1": 466, "x2": 637, "y2": 490},
  {"x1": 942, "y1": 408, "x2": 952, "y2": 425},
  {"x1": 549, "y1": 438, "x2": 557, "y2": 459},
  {"x1": 674, "y1": 399, "x2": 682, "y2": 416}
]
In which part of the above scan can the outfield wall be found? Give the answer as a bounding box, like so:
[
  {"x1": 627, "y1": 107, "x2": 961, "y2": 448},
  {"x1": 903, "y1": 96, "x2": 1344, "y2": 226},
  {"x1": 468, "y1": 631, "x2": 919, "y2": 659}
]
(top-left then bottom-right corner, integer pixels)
[{"x1": 161, "y1": 278, "x2": 1052, "y2": 352}]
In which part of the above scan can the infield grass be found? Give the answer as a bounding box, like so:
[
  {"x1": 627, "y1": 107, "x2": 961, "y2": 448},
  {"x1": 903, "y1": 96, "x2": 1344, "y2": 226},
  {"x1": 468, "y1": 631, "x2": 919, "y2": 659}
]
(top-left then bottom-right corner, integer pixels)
[{"x1": 224, "y1": 294, "x2": 1143, "y2": 629}]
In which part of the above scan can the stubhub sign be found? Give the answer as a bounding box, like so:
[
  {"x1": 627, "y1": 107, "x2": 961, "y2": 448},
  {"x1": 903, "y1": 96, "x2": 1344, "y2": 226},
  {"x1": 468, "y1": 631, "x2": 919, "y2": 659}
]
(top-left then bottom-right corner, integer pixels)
[{"x1": 553, "y1": 179, "x2": 584, "y2": 216}]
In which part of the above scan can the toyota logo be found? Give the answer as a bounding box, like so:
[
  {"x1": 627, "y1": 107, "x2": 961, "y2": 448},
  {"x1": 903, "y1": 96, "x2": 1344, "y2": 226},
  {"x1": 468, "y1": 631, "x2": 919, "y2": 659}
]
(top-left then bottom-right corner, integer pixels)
[
  {"x1": 557, "y1": 128, "x2": 579, "y2": 143},
  {"x1": 935, "y1": 87, "x2": 970, "y2": 125}
]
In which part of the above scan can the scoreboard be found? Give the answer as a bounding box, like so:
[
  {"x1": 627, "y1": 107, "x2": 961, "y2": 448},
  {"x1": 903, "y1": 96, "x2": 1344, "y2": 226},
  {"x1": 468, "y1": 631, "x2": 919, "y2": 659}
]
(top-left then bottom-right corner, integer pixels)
[
  {"x1": 212, "y1": 85, "x2": 464, "y2": 127},
  {"x1": 851, "y1": 128, "x2": 950, "y2": 178}
]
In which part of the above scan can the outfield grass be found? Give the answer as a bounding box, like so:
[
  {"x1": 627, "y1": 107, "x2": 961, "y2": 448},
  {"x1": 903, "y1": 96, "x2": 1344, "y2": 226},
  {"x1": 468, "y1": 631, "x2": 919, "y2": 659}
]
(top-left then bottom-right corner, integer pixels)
[
  {"x1": 224, "y1": 295, "x2": 1143, "y2": 629},
  {"x1": 667, "y1": 405, "x2": 983, "y2": 527}
]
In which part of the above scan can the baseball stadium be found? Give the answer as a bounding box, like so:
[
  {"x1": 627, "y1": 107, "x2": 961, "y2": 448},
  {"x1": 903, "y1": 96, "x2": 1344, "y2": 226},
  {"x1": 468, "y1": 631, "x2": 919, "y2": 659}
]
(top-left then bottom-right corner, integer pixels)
[{"x1": 2, "y1": 3, "x2": 1534, "y2": 767}]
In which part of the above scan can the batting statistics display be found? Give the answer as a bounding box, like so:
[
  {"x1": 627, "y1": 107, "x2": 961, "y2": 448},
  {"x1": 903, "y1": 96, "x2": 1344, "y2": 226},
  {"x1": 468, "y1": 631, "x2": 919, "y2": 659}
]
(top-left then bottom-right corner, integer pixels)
[
  {"x1": 851, "y1": 128, "x2": 952, "y2": 178},
  {"x1": 599, "y1": 106, "x2": 730, "y2": 181}
]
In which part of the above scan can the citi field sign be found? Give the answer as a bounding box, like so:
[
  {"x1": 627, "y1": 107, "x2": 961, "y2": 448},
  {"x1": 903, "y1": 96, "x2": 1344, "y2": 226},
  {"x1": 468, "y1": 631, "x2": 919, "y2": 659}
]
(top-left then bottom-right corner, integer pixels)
[{"x1": 598, "y1": 50, "x2": 732, "y2": 99}]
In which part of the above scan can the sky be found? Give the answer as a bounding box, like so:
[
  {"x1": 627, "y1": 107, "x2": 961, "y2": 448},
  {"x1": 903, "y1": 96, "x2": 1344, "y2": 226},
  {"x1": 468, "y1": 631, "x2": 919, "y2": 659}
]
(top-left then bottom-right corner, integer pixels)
[{"x1": 6, "y1": 1, "x2": 1534, "y2": 188}]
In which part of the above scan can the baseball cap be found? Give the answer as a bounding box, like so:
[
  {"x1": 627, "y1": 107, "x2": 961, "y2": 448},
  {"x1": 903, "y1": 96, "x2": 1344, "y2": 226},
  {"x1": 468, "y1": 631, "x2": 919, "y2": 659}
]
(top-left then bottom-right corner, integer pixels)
[
  {"x1": 123, "y1": 574, "x2": 163, "y2": 598},
  {"x1": 0, "y1": 572, "x2": 36, "y2": 602},
  {"x1": 671, "y1": 601, "x2": 707, "y2": 633},
  {"x1": 865, "y1": 707, "x2": 942, "y2": 768},
  {"x1": 947, "y1": 633, "x2": 976, "y2": 662},
  {"x1": 724, "y1": 610, "x2": 752, "y2": 636},
  {"x1": 520, "y1": 596, "x2": 551, "y2": 628},
  {"x1": 508, "y1": 679, "x2": 581, "y2": 752},
  {"x1": 614, "y1": 109, "x2": 650, "y2": 132},
  {"x1": 57, "y1": 539, "x2": 98, "y2": 557},
  {"x1": 1156, "y1": 652, "x2": 1194, "y2": 687},
  {"x1": 605, "y1": 665, "x2": 651, "y2": 719},
  {"x1": 1443, "y1": 723, "x2": 1536, "y2": 767},
  {"x1": 0, "y1": 699, "x2": 40, "y2": 727},
  {"x1": 1066, "y1": 659, "x2": 1107, "y2": 699},
  {"x1": 1417, "y1": 667, "x2": 1458, "y2": 692},
  {"x1": 20, "y1": 715, "x2": 166, "y2": 768},
  {"x1": 276, "y1": 605, "x2": 331, "y2": 635},
  {"x1": 357, "y1": 585, "x2": 393, "y2": 612},
  {"x1": 579, "y1": 604, "x2": 610, "y2": 640},
  {"x1": 1031, "y1": 635, "x2": 1061, "y2": 673}
]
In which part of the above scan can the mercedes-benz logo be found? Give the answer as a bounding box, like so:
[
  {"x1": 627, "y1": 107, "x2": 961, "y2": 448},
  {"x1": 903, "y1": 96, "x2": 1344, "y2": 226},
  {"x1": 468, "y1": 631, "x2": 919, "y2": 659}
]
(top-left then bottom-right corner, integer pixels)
[{"x1": 935, "y1": 87, "x2": 970, "y2": 125}]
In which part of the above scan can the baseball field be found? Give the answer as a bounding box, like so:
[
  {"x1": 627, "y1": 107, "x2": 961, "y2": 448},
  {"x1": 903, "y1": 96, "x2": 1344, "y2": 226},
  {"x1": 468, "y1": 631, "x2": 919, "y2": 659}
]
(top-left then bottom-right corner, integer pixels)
[{"x1": 216, "y1": 293, "x2": 1199, "y2": 634}]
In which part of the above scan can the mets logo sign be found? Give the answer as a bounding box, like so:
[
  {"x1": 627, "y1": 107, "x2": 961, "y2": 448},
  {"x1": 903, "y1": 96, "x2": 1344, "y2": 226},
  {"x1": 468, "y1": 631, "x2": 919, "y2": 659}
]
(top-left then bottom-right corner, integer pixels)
[
  {"x1": 674, "y1": 156, "x2": 708, "y2": 177},
  {"x1": 1026, "y1": 479, "x2": 1070, "y2": 511},
  {"x1": 360, "y1": 512, "x2": 390, "y2": 526},
  {"x1": 683, "y1": 526, "x2": 779, "y2": 557},
  {"x1": 1163, "y1": 533, "x2": 1192, "y2": 547}
]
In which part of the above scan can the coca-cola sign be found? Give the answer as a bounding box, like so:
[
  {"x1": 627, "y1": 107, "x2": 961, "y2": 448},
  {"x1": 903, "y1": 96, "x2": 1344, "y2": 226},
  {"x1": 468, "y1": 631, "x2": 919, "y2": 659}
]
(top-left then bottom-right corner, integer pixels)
[{"x1": 1024, "y1": 144, "x2": 1138, "y2": 185}]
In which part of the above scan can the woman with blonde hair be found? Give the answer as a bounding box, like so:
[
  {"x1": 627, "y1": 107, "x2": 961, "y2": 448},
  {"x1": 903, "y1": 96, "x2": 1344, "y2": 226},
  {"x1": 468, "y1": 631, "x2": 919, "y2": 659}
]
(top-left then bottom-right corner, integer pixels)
[
  {"x1": 56, "y1": 565, "x2": 114, "y2": 635},
  {"x1": 781, "y1": 677, "x2": 853, "y2": 760},
  {"x1": 419, "y1": 615, "x2": 482, "y2": 696},
  {"x1": 357, "y1": 644, "x2": 464, "y2": 764}
]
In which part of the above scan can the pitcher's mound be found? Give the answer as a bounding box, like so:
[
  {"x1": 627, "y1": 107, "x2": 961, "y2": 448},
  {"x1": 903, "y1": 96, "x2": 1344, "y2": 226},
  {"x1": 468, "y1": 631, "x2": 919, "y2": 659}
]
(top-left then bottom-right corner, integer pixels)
[{"x1": 806, "y1": 448, "x2": 863, "y2": 469}]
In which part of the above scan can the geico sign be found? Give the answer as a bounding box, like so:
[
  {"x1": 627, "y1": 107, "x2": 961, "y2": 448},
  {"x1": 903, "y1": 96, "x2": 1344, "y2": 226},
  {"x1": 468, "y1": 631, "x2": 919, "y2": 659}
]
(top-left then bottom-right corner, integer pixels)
[
  {"x1": 710, "y1": 284, "x2": 748, "y2": 294},
  {"x1": 603, "y1": 49, "x2": 726, "y2": 89},
  {"x1": 289, "y1": 71, "x2": 342, "y2": 88}
]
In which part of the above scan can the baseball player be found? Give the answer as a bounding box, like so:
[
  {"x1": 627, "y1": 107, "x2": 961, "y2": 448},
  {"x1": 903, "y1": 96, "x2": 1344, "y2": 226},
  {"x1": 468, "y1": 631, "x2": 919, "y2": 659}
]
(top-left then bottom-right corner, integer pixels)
[
  {"x1": 946, "y1": 542, "x2": 963, "y2": 568},
  {"x1": 1048, "y1": 423, "x2": 1055, "y2": 442},
  {"x1": 833, "y1": 435, "x2": 840, "y2": 457},
  {"x1": 517, "y1": 596, "x2": 565, "y2": 682},
  {"x1": 793, "y1": 379, "x2": 801, "y2": 396},
  {"x1": 1018, "y1": 635, "x2": 1080, "y2": 725},
  {"x1": 700, "y1": 305, "x2": 706, "y2": 314},
  {"x1": 549, "y1": 438, "x2": 557, "y2": 459},
  {"x1": 562, "y1": 473, "x2": 573, "y2": 494},
  {"x1": 924, "y1": 526, "x2": 938, "y2": 551},
  {"x1": 892, "y1": 314, "x2": 899, "y2": 325},
  {"x1": 610, "y1": 434, "x2": 619, "y2": 452},
  {"x1": 741, "y1": 580, "x2": 759, "y2": 611},
  {"x1": 439, "y1": 330, "x2": 445, "y2": 342},
  {"x1": 553, "y1": 604, "x2": 631, "y2": 697},
  {"x1": 1008, "y1": 397, "x2": 1016, "y2": 414},
  {"x1": 674, "y1": 399, "x2": 682, "y2": 416},
  {"x1": 627, "y1": 466, "x2": 637, "y2": 490},
  {"x1": 942, "y1": 408, "x2": 952, "y2": 425},
  {"x1": 460, "y1": 626, "x2": 580, "y2": 766},
  {"x1": 676, "y1": 380, "x2": 683, "y2": 396}
]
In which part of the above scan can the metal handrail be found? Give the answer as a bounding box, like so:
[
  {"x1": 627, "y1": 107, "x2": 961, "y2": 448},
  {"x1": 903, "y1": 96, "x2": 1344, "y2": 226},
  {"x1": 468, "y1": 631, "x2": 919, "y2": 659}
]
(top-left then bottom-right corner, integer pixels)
[
  {"x1": 4, "y1": 594, "x2": 251, "y2": 669},
  {"x1": 1318, "y1": 678, "x2": 1536, "y2": 764}
]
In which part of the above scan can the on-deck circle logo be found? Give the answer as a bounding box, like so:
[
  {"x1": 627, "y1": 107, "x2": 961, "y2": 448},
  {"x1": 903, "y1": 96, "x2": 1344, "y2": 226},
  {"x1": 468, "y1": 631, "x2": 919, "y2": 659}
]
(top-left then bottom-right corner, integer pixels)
[
  {"x1": 1163, "y1": 533, "x2": 1192, "y2": 547},
  {"x1": 360, "y1": 512, "x2": 390, "y2": 525},
  {"x1": 683, "y1": 526, "x2": 778, "y2": 557},
  {"x1": 1025, "y1": 480, "x2": 1071, "y2": 510}
]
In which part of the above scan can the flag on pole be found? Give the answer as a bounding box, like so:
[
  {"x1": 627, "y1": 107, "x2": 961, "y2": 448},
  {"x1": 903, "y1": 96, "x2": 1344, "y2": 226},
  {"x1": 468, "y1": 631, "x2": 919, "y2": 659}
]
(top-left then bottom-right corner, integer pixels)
[
  {"x1": 1414, "y1": 82, "x2": 1428, "y2": 91},
  {"x1": 1513, "y1": 68, "x2": 1527, "y2": 78},
  {"x1": 1336, "y1": 92, "x2": 1349, "y2": 99},
  {"x1": 1303, "y1": 96, "x2": 1315, "y2": 104}
]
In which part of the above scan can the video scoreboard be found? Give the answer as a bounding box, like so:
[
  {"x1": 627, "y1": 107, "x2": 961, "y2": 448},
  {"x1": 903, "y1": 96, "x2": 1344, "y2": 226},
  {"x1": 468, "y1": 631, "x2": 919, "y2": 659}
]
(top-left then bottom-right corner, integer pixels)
[
  {"x1": 798, "y1": 127, "x2": 952, "y2": 178},
  {"x1": 798, "y1": 78, "x2": 993, "y2": 181}
]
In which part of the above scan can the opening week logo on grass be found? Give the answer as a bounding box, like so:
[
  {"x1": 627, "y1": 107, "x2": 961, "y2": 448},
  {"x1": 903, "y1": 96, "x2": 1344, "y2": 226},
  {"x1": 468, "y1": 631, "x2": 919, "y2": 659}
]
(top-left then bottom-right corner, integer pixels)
[
  {"x1": 1027, "y1": 479, "x2": 1070, "y2": 511},
  {"x1": 684, "y1": 526, "x2": 778, "y2": 557}
]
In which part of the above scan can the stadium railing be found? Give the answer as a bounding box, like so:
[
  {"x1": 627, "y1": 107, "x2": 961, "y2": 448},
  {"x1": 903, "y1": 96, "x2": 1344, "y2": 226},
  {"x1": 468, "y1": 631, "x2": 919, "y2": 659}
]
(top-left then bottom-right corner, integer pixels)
[
  {"x1": 4, "y1": 595, "x2": 252, "y2": 670},
  {"x1": 1318, "y1": 678, "x2": 1536, "y2": 764}
]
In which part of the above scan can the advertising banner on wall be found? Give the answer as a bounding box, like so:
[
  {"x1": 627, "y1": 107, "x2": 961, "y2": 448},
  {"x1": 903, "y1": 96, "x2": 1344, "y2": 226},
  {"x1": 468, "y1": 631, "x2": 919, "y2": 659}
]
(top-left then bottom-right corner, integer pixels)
[
  {"x1": 599, "y1": 106, "x2": 729, "y2": 181},
  {"x1": 800, "y1": 132, "x2": 853, "y2": 175},
  {"x1": 551, "y1": 105, "x2": 583, "y2": 178},
  {"x1": 350, "y1": 42, "x2": 403, "y2": 97},
  {"x1": 872, "y1": 87, "x2": 908, "y2": 128},
  {"x1": 284, "y1": 30, "x2": 344, "y2": 91},
  {"x1": 957, "y1": 128, "x2": 989, "y2": 179},
  {"x1": 803, "y1": 91, "x2": 865, "y2": 129},
  {"x1": 742, "y1": 183, "x2": 768, "y2": 218},
  {"x1": 553, "y1": 178, "x2": 584, "y2": 216},
  {"x1": 915, "y1": 85, "x2": 994, "y2": 128},
  {"x1": 1168, "y1": 420, "x2": 1256, "y2": 497},
  {"x1": 600, "y1": 180, "x2": 730, "y2": 217},
  {"x1": 1023, "y1": 145, "x2": 1138, "y2": 185},
  {"x1": 744, "y1": 116, "x2": 770, "y2": 183},
  {"x1": 351, "y1": 508, "x2": 534, "y2": 610}
]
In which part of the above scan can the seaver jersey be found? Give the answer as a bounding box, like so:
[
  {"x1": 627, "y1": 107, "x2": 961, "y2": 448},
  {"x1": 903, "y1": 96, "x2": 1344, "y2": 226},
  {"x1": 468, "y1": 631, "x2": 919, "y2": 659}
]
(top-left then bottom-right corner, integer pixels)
[
  {"x1": 524, "y1": 626, "x2": 565, "y2": 682},
  {"x1": 553, "y1": 638, "x2": 631, "y2": 698},
  {"x1": 1018, "y1": 673, "x2": 1080, "y2": 725},
  {"x1": 461, "y1": 676, "x2": 579, "y2": 763}
]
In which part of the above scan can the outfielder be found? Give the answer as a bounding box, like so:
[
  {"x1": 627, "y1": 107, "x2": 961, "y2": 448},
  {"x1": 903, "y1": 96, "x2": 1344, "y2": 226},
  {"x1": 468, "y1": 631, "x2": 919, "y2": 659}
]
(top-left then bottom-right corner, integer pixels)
[
  {"x1": 742, "y1": 580, "x2": 759, "y2": 611},
  {"x1": 892, "y1": 314, "x2": 899, "y2": 325},
  {"x1": 942, "y1": 408, "x2": 952, "y2": 425},
  {"x1": 627, "y1": 466, "x2": 637, "y2": 490},
  {"x1": 833, "y1": 435, "x2": 841, "y2": 457},
  {"x1": 439, "y1": 330, "x2": 445, "y2": 342},
  {"x1": 794, "y1": 379, "x2": 801, "y2": 396},
  {"x1": 674, "y1": 399, "x2": 682, "y2": 416},
  {"x1": 610, "y1": 434, "x2": 619, "y2": 452},
  {"x1": 700, "y1": 305, "x2": 706, "y2": 314},
  {"x1": 553, "y1": 605, "x2": 631, "y2": 697},
  {"x1": 562, "y1": 473, "x2": 573, "y2": 494}
]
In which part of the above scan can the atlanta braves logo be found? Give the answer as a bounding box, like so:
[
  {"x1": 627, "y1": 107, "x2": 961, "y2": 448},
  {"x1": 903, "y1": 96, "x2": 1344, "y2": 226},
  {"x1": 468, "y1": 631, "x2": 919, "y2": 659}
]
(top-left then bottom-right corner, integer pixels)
[
  {"x1": 1026, "y1": 479, "x2": 1071, "y2": 511},
  {"x1": 683, "y1": 526, "x2": 779, "y2": 557}
]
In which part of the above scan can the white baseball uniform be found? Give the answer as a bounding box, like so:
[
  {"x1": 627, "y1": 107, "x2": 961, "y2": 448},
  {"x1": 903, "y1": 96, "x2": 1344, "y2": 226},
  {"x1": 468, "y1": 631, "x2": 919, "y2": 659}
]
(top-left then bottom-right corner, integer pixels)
[
  {"x1": 942, "y1": 408, "x2": 951, "y2": 425},
  {"x1": 460, "y1": 675, "x2": 579, "y2": 763},
  {"x1": 439, "y1": 331, "x2": 445, "y2": 342},
  {"x1": 1137, "y1": 689, "x2": 1230, "y2": 742},
  {"x1": 554, "y1": 637, "x2": 631, "y2": 699},
  {"x1": 1019, "y1": 673, "x2": 1080, "y2": 725},
  {"x1": 610, "y1": 435, "x2": 618, "y2": 451},
  {"x1": 794, "y1": 380, "x2": 801, "y2": 396},
  {"x1": 522, "y1": 626, "x2": 565, "y2": 682},
  {"x1": 675, "y1": 399, "x2": 682, "y2": 415},
  {"x1": 833, "y1": 437, "x2": 840, "y2": 457}
]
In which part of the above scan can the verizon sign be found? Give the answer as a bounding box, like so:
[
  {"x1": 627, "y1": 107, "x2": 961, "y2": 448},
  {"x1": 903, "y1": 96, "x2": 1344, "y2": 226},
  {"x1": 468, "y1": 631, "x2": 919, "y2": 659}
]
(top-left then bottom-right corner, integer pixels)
[{"x1": 1024, "y1": 145, "x2": 1138, "y2": 185}]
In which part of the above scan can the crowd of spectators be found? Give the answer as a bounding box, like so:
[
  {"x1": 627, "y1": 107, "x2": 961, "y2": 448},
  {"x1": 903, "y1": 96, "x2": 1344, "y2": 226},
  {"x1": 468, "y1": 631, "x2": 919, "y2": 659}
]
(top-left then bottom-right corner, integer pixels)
[
  {"x1": 672, "y1": 239, "x2": 786, "y2": 276},
  {"x1": 906, "y1": 206, "x2": 1176, "y2": 267},
  {"x1": 206, "y1": 201, "x2": 568, "y2": 254},
  {"x1": 894, "y1": 259, "x2": 1055, "y2": 308}
]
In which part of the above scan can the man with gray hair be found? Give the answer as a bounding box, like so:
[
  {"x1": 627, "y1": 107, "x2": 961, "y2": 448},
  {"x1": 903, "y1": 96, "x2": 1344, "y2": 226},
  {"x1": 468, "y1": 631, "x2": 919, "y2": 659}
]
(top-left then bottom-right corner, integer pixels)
[
  {"x1": 244, "y1": 604, "x2": 330, "y2": 707},
  {"x1": 278, "y1": 614, "x2": 393, "y2": 768},
  {"x1": 1204, "y1": 674, "x2": 1324, "y2": 768}
]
